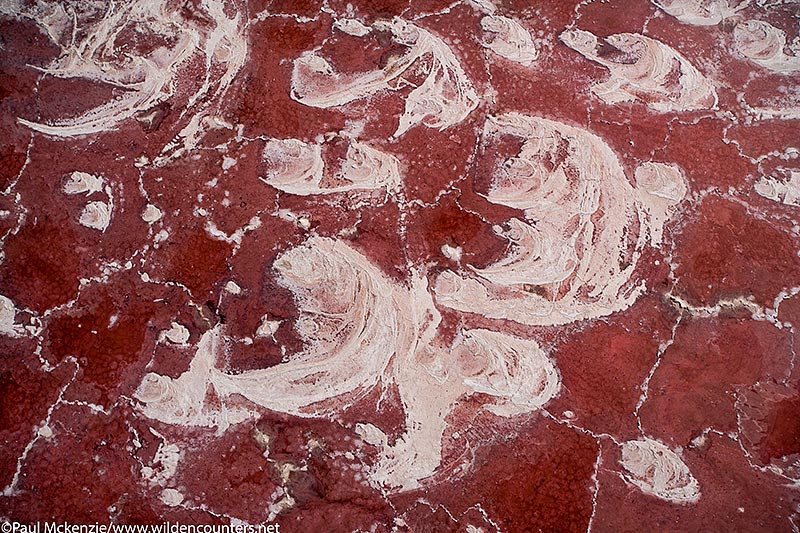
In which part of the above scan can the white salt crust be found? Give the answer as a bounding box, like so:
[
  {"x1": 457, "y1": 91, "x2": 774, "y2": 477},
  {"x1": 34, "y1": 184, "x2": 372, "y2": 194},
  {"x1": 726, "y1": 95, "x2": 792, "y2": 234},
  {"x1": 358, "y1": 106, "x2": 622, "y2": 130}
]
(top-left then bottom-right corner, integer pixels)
[
  {"x1": 291, "y1": 18, "x2": 479, "y2": 137},
  {"x1": 619, "y1": 438, "x2": 701, "y2": 504},
  {"x1": 652, "y1": 0, "x2": 748, "y2": 26},
  {"x1": 434, "y1": 114, "x2": 686, "y2": 326},
  {"x1": 560, "y1": 29, "x2": 718, "y2": 112}
]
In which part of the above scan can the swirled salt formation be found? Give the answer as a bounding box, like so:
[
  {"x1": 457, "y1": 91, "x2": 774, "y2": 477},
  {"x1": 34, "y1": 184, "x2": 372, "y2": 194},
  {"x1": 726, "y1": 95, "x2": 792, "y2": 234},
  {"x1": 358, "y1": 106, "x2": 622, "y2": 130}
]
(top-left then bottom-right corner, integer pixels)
[
  {"x1": 452, "y1": 329, "x2": 559, "y2": 417},
  {"x1": 373, "y1": 327, "x2": 559, "y2": 491},
  {"x1": 755, "y1": 169, "x2": 800, "y2": 206},
  {"x1": 733, "y1": 20, "x2": 800, "y2": 73},
  {"x1": 136, "y1": 237, "x2": 426, "y2": 420},
  {"x1": 559, "y1": 30, "x2": 718, "y2": 112},
  {"x1": 0, "y1": 295, "x2": 22, "y2": 337},
  {"x1": 652, "y1": 0, "x2": 748, "y2": 26},
  {"x1": 635, "y1": 162, "x2": 689, "y2": 245},
  {"x1": 134, "y1": 235, "x2": 561, "y2": 490},
  {"x1": 434, "y1": 114, "x2": 686, "y2": 326},
  {"x1": 260, "y1": 138, "x2": 401, "y2": 195},
  {"x1": 480, "y1": 16, "x2": 539, "y2": 66},
  {"x1": 291, "y1": 18, "x2": 479, "y2": 137},
  {"x1": 134, "y1": 326, "x2": 254, "y2": 428},
  {"x1": 211, "y1": 237, "x2": 426, "y2": 416},
  {"x1": 619, "y1": 438, "x2": 701, "y2": 504},
  {"x1": 12, "y1": 0, "x2": 247, "y2": 147}
]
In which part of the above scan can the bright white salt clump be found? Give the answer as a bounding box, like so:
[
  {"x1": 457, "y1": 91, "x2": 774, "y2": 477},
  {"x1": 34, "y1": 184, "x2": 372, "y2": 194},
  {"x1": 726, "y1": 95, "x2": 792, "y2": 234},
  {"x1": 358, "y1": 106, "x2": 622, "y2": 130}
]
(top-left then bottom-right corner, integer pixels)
[
  {"x1": 560, "y1": 29, "x2": 718, "y2": 112},
  {"x1": 134, "y1": 236, "x2": 561, "y2": 492},
  {"x1": 63, "y1": 171, "x2": 104, "y2": 195},
  {"x1": 0, "y1": 295, "x2": 19, "y2": 337},
  {"x1": 134, "y1": 327, "x2": 253, "y2": 428},
  {"x1": 211, "y1": 237, "x2": 423, "y2": 415},
  {"x1": 333, "y1": 18, "x2": 371, "y2": 37},
  {"x1": 734, "y1": 19, "x2": 800, "y2": 73},
  {"x1": 261, "y1": 139, "x2": 324, "y2": 195},
  {"x1": 635, "y1": 162, "x2": 689, "y2": 245},
  {"x1": 79, "y1": 201, "x2": 112, "y2": 232},
  {"x1": 291, "y1": 17, "x2": 479, "y2": 137},
  {"x1": 160, "y1": 322, "x2": 190, "y2": 345},
  {"x1": 441, "y1": 244, "x2": 462, "y2": 262},
  {"x1": 160, "y1": 489, "x2": 183, "y2": 507},
  {"x1": 619, "y1": 438, "x2": 701, "y2": 504},
  {"x1": 137, "y1": 237, "x2": 428, "y2": 421},
  {"x1": 339, "y1": 140, "x2": 402, "y2": 193},
  {"x1": 255, "y1": 316, "x2": 281, "y2": 338},
  {"x1": 372, "y1": 324, "x2": 559, "y2": 491},
  {"x1": 224, "y1": 281, "x2": 242, "y2": 295},
  {"x1": 452, "y1": 328, "x2": 559, "y2": 417},
  {"x1": 13, "y1": 0, "x2": 248, "y2": 160}
]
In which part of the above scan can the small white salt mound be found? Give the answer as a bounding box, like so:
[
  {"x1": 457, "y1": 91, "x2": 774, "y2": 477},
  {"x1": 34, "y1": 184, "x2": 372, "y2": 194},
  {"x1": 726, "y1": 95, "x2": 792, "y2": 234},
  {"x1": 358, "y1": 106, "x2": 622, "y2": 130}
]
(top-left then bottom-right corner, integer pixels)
[
  {"x1": 480, "y1": 15, "x2": 538, "y2": 66},
  {"x1": 652, "y1": 0, "x2": 748, "y2": 26},
  {"x1": 441, "y1": 243, "x2": 462, "y2": 262},
  {"x1": 142, "y1": 204, "x2": 163, "y2": 223},
  {"x1": 754, "y1": 170, "x2": 800, "y2": 206},
  {"x1": 224, "y1": 281, "x2": 242, "y2": 295},
  {"x1": 160, "y1": 488, "x2": 183, "y2": 507},
  {"x1": 255, "y1": 316, "x2": 281, "y2": 338},
  {"x1": 619, "y1": 438, "x2": 701, "y2": 504},
  {"x1": 63, "y1": 171, "x2": 104, "y2": 195},
  {"x1": 291, "y1": 17, "x2": 479, "y2": 137},
  {"x1": 160, "y1": 322, "x2": 190, "y2": 345},
  {"x1": 0, "y1": 295, "x2": 17, "y2": 336},
  {"x1": 79, "y1": 201, "x2": 112, "y2": 232}
]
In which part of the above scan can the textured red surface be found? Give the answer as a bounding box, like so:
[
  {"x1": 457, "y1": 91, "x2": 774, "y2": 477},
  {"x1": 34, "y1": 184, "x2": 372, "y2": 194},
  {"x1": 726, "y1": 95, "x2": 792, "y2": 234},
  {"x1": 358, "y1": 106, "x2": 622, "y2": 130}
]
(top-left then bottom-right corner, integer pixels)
[{"x1": 1, "y1": 1, "x2": 799, "y2": 532}]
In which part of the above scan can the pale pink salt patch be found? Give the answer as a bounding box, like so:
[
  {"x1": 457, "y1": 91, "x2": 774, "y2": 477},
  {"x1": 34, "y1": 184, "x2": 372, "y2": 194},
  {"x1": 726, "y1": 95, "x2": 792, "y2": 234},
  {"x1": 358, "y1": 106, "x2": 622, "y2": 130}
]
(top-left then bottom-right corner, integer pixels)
[
  {"x1": 619, "y1": 438, "x2": 701, "y2": 504},
  {"x1": 559, "y1": 29, "x2": 718, "y2": 112},
  {"x1": 291, "y1": 18, "x2": 479, "y2": 137}
]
